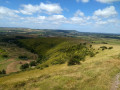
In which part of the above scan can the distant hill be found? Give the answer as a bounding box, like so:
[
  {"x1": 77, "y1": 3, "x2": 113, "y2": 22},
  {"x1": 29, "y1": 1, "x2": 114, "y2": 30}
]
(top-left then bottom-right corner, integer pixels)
[{"x1": 0, "y1": 27, "x2": 79, "y2": 37}]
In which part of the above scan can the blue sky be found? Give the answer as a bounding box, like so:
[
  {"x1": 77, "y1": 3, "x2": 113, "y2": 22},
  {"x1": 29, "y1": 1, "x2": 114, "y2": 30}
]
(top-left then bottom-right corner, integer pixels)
[{"x1": 0, "y1": 0, "x2": 120, "y2": 33}]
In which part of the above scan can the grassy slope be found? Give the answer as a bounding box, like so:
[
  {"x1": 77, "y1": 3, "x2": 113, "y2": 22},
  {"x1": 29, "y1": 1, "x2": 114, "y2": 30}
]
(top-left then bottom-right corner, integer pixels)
[
  {"x1": 0, "y1": 42, "x2": 36, "y2": 73},
  {"x1": 0, "y1": 44, "x2": 120, "y2": 90}
]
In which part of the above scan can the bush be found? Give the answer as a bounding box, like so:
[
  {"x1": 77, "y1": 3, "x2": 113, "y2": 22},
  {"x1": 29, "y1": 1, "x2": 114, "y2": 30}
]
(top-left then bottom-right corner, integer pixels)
[
  {"x1": 44, "y1": 64, "x2": 49, "y2": 67},
  {"x1": 20, "y1": 63, "x2": 29, "y2": 70},
  {"x1": 90, "y1": 45, "x2": 92, "y2": 48},
  {"x1": 90, "y1": 52, "x2": 95, "y2": 57},
  {"x1": 19, "y1": 55, "x2": 28, "y2": 60},
  {"x1": 2, "y1": 54, "x2": 8, "y2": 58},
  {"x1": 30, "y1": 61, "x2": 36, "y2": 66},
  {"x1": 2, "y1": 69, "x2": 6, "y2": 74},
  {"x1": 108, "y1": 47, "x2": 113, "y2": 49},
  {"x1": 0, "y1": 71, "x2": 2, "y2": 74},
  {"x1": 100, "y1": 46, "x2": 107, "y2": 49},
  {"x1": 0, "y1": 69, "x2": 6, "y2": 74},
  {"x1": 68, "y1": 55, "x2": 85, "y2": 65},
  {"x1": 52, "y1": 58, "x2": 66, "y2": 65}
]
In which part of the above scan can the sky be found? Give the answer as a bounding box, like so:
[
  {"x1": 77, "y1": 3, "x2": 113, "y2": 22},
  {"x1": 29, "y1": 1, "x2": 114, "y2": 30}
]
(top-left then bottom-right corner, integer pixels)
[{"x1": 0, "y1": 0, "x2": 120, "y2": 33}]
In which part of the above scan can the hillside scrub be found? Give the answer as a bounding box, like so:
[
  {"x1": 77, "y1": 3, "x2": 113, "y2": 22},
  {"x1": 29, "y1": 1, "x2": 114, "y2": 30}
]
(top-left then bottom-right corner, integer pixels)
[
  {"x1": 15, "y1": 37, "x2": 96, "y2": 70},
  {"x1": 36, "y1": 42, "x2": 96, "y2": 69}
]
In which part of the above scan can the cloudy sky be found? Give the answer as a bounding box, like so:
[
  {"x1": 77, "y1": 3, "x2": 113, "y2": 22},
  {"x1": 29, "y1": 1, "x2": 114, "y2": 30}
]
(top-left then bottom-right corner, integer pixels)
[{"x1": 0, "y1": 0, "x2": 120, "y2": 33}]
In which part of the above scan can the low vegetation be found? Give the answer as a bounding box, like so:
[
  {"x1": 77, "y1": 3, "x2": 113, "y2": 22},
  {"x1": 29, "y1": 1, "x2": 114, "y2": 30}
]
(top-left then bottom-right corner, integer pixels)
[
  {"x1": 0, "y1": 28, "x2": 119, "y2": 90},
  {"x1": 0, "y1": 69, "x2": 6, "y2": 75}
]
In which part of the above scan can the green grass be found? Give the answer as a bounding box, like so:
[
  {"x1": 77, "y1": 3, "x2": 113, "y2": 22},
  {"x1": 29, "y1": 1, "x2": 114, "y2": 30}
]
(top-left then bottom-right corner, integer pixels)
[
  {"x1": 0, "y1": 44, "x2": 120, "y2": 90},
  {"x1": 0, "y1": 57, "x2": 9, "y2": 70},
  {"x1": 0, "y1": 60, "x2": 13, "y2": 71}
]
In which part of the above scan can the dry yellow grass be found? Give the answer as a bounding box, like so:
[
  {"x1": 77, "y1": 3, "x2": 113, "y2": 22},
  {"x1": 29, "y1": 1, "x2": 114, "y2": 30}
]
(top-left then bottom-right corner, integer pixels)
[{"x1": 0, "y1": 44, "x2": 120, "y2": 90}]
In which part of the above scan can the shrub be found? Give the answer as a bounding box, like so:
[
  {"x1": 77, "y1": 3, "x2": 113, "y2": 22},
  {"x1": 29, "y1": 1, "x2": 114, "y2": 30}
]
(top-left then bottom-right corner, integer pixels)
[
  {"x1": 100, "y1": 46, "x2": 107, "y2": 49},
  {"x1": 2, "y1": 54, "x2": 8, "y2": 58},
  {"x1": 20, "y1": 63, "x2": 29, "y2": 70},
  {"x1": 44, "y1": 64, "x2": 49, "y2": 67},
  {"x1": 102, "y1": 42, "x2": 108, "y2": 44},
  {"x1": 30, "y1": 61, "x2": 36, "y2": 66},
  {"x1": 1, "y1": 69, "x2": 6, "y2": 74},
  {"x1": 0, "y1": 71, "x2": 2, "y2": 74},
  {"x1": 52, "y1": 58, "x2": 66, "y2": 65},
  {"x1": 90, "y1": 45, "x2": 92, "y2": 48},
  {"x1": 108, "y1": 47, "x2": 113, "y2": 49},
  {"x1": 89, "y1": 52, "x2": 95, "y2": 57},
  {"x1": 19, "y1": 55, "x2": 28, "y2": 60},
  {"x1": 68, "y1": 55, "x2": 85, "y2": 65},
  {"x1": 96, "y1": 52, "x2": 99, "y2": 54}
]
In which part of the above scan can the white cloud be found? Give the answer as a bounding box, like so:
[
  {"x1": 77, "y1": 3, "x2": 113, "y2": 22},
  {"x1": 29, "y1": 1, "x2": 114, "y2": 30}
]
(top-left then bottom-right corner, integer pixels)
[
  {"x1": 24, "y1": 16, "x2": 46, "y2": 24},
  {"x1": 47, "y1": 15, "x2": 67, "y2": 25},
  {"x1": 96, "y1": 0, "x2": 120, "y2": 3},
  {"x1": 95, "y1": 19, "x2": 118, "y2": 25},
  {"x1": 94, "y1": 6, "x2": 117, "y2": 18},
  {"x1": 20, "y1": 3, "x2": 63, "y2": 15},
  {"x1": 74, "y1": 10, "x2": 84, "y2": 17},
  {"x1": 76, "y1": 0, "x2": 89, "y2": 3},
  {"x1": 40, "y1": 3, "x2": 63, "y2": 14},
  {"x1": 0, "y1": 5, "x2": 119, "y2": 33},
  {"x1": 48, "y1": 15, "x2": 66, "y2": 21},
  {"x1": 0, "y1": 6, "x2": 19, "y2": 18},
  {"x1": 20, "y1": 4, "x2": 40, "y2": 15},
  {"x1": 71, "y1": 17, "x2": 85, "y2": 23}
]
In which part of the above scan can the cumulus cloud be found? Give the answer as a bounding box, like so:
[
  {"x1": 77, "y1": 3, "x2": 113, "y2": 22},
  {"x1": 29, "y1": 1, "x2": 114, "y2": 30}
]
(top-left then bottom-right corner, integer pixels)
[
  {"x1": 20, "y1": 3, "x2": 63, "y2": 15},
  {"x1": 20, "y1": 4, "x2": 40, "y2": 15},
  {"x1": 40, "y1": 3, "x2": 63, "y2": 14},
  {"x1": 70, "y1": 6, "x2": 119, "y2": 26},
  {"x1": 48, "y1": 15, "x2": 66, "y2": 21},
  {"x1": 76, "y1": 0, "x2": 89, "y2": 3},
  {"x1": 0, "y1": 6, "x2": 19, "y2": 18},
  {"x1": 70, "y1": 10, "x2": 90, "y2": 25},
  {"x1": 47, "y1": 15, "x2": 66, "y2": 25},
  {"x1": 94, "y1": 6, "x2": 117, "y2": 18},
  {"x1": 0, "y1": 5, "x2": 119, "y2": 31},
  {"x1": 74, "y1": 10, "x2": 84, "y2": 17},
  {"x1": 96, "y1": 0, "x2": 120, "y2": 3},
  {"x1": 95, "y1": 19, "x2": 118, "y2": 25}
]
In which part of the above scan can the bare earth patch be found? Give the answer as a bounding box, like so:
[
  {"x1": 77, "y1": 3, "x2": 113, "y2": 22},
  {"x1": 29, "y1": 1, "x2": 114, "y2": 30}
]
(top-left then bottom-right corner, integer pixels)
[{"x1": 6, "y1": 60, "x2": 32, "y2": 74}]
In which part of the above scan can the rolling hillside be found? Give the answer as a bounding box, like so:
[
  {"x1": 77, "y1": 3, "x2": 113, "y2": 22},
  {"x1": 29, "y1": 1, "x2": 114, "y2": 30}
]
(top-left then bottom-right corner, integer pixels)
[{"x1": 0, "y1": 37, "x2": 120, "y2": 90}]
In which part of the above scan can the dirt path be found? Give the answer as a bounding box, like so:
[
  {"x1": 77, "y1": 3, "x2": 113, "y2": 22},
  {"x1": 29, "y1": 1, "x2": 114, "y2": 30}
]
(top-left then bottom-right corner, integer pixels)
[
  {"x1": 6, "y1": 61, "x2": 20, "y2": 74},
  {"x1": 111, "y1": 73, "x2": 120, "y2": 90}
]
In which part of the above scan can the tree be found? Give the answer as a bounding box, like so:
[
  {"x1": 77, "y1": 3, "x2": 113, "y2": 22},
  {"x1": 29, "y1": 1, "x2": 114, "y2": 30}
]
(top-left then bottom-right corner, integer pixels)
[
  {"x1": 30, "y1": 61, "x2": 36, "y2": 66},
  {"x1": 2, "y1": 69, "x2": 6, "y2": 74},
  {"x1": 108, "y1": 47, "x2": 113, "y2": 49},
  {"x1": 19, "y1": 55, "x2": 28, "y2": 60},
  {"x1": 20, "y1": 63, "x2": 29, "y2": 70},
  {"x1": 68, "y1": 55, "x2": 85, "y2": 65},
  {"x1": 2, "y1": 54, "x2": 8, "y2": 58}
]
